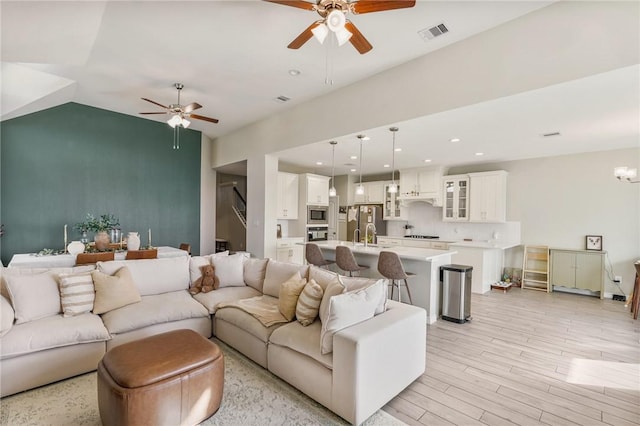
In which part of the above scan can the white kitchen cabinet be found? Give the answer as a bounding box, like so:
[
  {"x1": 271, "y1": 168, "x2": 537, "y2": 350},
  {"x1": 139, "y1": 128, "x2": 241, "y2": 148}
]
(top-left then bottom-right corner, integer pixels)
[
  {"x1": 383, "y1": 183, "x2": 406, "y2": 220},
  {"x1": 277, "y1": 172, "x2": 299, "y2": 219},
  {"x1": 354, "y1": 181, "x2": 385, "y2": 204},
  {"x1": 550, "y1": 249, "x2": 605, "y2": 298},
  {"x1": 468, "y1": 171, "x2": 507, "y2": 223},
  {"x1": 453, "y1": 246, "x2": 504, "y2": 294},
  {"x1": 443, "y1": 175, "x2": 469, "y2": 222},
  {"x1": 399, "y1": 167, "x2": 444, "y2": 206},
  {"x1": 303, "y1": 174, "x2": 330, "y2": 206},
  {"x1": 276, "y1": 238, "x2": 304, "y2": 265}
]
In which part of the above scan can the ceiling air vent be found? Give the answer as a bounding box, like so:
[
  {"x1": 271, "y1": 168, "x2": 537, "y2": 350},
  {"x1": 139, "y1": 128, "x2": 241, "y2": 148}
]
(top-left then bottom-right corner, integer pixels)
[
  {"x1": 274, "y1": 95, "x2": 291, "y2": 103},
  {"x1": 418, "y1": 23, "x2": 449, "y2": 41},
  {"x1": 542, "y1": 131, "x2": 561, "y2": 138}
]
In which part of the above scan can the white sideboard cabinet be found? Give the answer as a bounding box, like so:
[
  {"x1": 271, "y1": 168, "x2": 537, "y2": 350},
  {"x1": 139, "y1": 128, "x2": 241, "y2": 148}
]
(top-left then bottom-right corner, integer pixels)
[{"x1": 550, "y1": 249, "x2": 605, "y2": 298}]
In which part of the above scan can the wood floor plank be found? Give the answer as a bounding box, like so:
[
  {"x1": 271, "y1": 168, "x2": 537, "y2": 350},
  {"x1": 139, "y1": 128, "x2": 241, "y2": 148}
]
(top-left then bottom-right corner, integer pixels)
[{"x1": 384, "y1": 289, "x2": 640, "y2": 426}]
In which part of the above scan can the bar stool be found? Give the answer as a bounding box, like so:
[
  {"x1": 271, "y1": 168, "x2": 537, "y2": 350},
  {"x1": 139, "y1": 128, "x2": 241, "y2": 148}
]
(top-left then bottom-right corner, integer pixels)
[
  {"x1": 377, "y1": 251, "x2": 415, "y2": 304},
  {"x1": 335, "y1": 245, "x2": 369, "y2": 277},
  {"x1": 305, "y1": 243, "x2": 335, "y2": 269}
]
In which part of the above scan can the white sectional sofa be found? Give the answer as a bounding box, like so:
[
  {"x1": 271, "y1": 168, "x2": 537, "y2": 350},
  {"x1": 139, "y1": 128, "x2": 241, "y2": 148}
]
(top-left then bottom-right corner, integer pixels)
[{"x1": 0, "y1": 253, "x2": 426, "y2": 425}]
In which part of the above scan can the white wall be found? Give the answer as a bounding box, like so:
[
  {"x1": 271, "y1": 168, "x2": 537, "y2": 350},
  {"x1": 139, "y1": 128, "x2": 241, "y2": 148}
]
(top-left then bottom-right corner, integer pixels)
[
  {"x1": 200, "y1": 134, "x2": 216, "y2": 255},
  {"x1": 448, "y1": 148, "x2": 639, "y2": 296}
]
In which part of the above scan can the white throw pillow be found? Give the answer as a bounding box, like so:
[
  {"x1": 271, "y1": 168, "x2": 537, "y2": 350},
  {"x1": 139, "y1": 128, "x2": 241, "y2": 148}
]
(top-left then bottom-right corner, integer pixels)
[
  {"x1": 58, "y1": 272, "x2": 95, "y2": 317},
  {"x1": 212, "y1": 253, "x2": 246, "y2": 287},
  {"x1": 319, "y1": 276, "x2": 346, "y2": 325},
  {"x1": 340, "y1": 276, "x2": 388, "y2": 315},
  {"x1": 320, "y1": 279, "x2": 384, "y2": 355},
  {"x1": 4, "y1": 272, "x2": 62, "y2": 324}
]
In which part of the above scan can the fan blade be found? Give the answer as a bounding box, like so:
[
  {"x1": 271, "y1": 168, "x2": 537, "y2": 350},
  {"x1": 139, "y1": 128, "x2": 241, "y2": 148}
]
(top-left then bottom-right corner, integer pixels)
[
  {"x1": 288, "y1": 21, "x2": 320, "y2": 49},
  {"x1": 141, "y1": 97, "x2": 169, "y2": 110},
  {"x1": 183, "y1": 102, "x2": 202, "y2": 114},
  {"x1": 139, "y1": 112, "x2": 169, "y2": 115},
  {"x1": 190, "y1": 113, "x2": 219, "y2": 124},
  {"x1": 345, "y1": 21, "x2": 373, "y2": 54},
  {"x1": 263, "y1": 0, "x2": 316, "y2": 11},
  {"x1": 352, "y1": 0, "x2": 416, "y2": 14}
]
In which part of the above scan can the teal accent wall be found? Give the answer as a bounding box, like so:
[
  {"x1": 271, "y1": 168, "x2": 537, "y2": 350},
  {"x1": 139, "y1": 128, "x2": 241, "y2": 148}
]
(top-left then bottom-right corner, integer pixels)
[{"x1": 0, "y1": 102, "x2": 201, "y2": 265}]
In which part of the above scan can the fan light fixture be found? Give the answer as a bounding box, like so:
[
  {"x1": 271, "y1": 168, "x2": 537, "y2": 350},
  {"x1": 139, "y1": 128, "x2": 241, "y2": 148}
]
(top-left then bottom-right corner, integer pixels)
[
  {"x1": 311, "y1": 9, "x2": 352, "y2": 47},
  {"x1": 329, "y1": 141, "x2": 337, "y2": 197},
  {"x1": 388, "y1": 127, "x2": 399, "y2": 193},
  {"x1": 614, "y1": 166, "x2": 639, "y2": 183},
  {"x1": 167, "y1": 115, "x2": 190, "y2": 129},
  {"x1": 356, "y1": 135, "x2": 366, "y2": 196}
]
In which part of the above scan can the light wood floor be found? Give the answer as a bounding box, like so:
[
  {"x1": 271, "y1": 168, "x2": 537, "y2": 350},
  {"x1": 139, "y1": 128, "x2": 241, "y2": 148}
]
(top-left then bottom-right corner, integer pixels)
[{"x1": 382, "y1": 288, "x2": 640, "y2": 426}]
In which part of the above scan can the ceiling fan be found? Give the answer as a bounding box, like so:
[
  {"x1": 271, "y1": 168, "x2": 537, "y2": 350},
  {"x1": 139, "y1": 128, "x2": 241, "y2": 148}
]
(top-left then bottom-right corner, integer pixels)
[
  {"x1": 139, "y1": 83, "x2": 219, "y2": 128},
  {"x1": 265, "y1": 0, "x2": 416, "y2": 54}
]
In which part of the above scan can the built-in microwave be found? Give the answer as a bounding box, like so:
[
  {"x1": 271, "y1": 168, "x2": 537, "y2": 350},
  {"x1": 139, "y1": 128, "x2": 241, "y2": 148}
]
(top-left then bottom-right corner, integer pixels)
[
  {"x1": 307, "y1": 205, "x2": 328, "y2": 225},
  {"x1": 307, "y1": 226, "x2": 329, "y2": 242}
]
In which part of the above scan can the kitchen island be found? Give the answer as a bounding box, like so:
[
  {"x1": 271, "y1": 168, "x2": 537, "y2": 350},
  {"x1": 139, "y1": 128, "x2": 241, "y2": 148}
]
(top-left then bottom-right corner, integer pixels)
[{"x1": 311, "y1": 240, "x2": 456, "y2": 324}]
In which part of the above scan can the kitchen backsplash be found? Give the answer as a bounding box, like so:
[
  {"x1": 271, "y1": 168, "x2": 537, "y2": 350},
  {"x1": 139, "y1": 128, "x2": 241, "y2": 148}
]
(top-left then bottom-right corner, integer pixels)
[{"x1": 385, "y1": 202, "x2": 521, "y2": 243}]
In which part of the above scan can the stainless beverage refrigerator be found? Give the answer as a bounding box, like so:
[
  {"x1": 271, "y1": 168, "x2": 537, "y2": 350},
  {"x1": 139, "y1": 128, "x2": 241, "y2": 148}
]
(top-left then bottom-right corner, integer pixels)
[{"x1": 346, "y1": 205, "x2": 386, "y2": 243}]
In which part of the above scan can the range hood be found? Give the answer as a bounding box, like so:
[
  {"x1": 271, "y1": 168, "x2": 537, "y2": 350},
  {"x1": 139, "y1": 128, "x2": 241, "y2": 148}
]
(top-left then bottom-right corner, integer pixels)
[
  {"x1": 399, "y1": 193, "x2": 442, "y2": 207},
  {"x1": 398, "y1": 166, "x2": 445, "y2": 207}
]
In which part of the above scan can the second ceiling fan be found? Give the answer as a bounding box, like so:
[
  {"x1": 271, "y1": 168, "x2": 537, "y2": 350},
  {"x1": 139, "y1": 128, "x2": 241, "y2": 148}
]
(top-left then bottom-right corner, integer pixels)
[{"x1": 266, "y1": 0, "x2": 416, "y2": 54}]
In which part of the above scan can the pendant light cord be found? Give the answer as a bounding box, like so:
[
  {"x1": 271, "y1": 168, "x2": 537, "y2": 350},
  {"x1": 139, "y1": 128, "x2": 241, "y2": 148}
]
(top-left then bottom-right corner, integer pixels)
[{"x1": 391, "y1": 130, "x2": 396, "y2": 185}]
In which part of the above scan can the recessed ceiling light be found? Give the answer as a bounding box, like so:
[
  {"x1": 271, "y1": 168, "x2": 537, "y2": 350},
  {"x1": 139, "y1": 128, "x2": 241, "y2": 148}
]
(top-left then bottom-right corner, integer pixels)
[
  {"x1": 424, "y1": 159, "x2": 432, "y2": 163},
  {"x1": 288, "y1": 69, "x2": 301, "y2": 76},
  {"x1": 350, "y1": 168, "x2": 357, "y2": 172},
  {"x1": 316, "y1": 161, "x2": 323, "y2": 165},
  {"x1": 450, "y1": 138, "x2": 460, "y2": 143},
  {"x1": 383, "y1": 164, "x2": 390, "y2": 168},
  {"x1": 475, "y1": 152, "x2": 484, "y2": 156},
  {"x1": 350, "y1": 155, "x2": 358, "y2": 160},
  {"x1": 394, "y1": 148, "x2": 402, "y2": 152}
]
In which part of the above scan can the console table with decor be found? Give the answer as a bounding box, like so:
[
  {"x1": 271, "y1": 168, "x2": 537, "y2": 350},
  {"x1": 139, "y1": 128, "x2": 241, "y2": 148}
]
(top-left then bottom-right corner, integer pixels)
[{"x1": 7, "y1": 246, "x2": 187, "y2": 268}]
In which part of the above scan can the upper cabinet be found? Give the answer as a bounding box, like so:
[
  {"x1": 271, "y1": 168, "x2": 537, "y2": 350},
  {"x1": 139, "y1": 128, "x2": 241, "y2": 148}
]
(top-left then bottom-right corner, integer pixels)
[
  {"x1": 468, "y1": 171, "x2": 508, "y2": 223},
  {"x1": 354, "y1": 181, "x2": 385, "y2": 204},
  {"x1": 277, "y1": 172, "x2": 299, "y2": 219},
  {"x1": 383, "y1": 183, "x2": 406, "y2": 220},
  {"x1": 442, "y1": 175, "x2": 469, "y2": 222},
  {"x1": 399, "y1": 167, "x2": 445, "y2": 206},
  {"x1": 303, "y1": 174, "x2": 330, "y2": 206}
]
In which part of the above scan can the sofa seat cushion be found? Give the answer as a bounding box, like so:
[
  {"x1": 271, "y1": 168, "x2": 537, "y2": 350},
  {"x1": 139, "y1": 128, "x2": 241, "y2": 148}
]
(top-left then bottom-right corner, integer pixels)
[
  {"x1": 193, "y1": 286, "x2": 262, "y2": 314},
  {"x1": 215, "y1": 297, "x2": 285, "y2": 343},
  {"x1": 269, "y1": 320, "x2": 332, "y2": 369},
  {"x1": 0, "y1": 313, "x2": 109, "y2": 359},
  {"x1": 101, "y1": 291, "x2": 209, "y2": 335}
]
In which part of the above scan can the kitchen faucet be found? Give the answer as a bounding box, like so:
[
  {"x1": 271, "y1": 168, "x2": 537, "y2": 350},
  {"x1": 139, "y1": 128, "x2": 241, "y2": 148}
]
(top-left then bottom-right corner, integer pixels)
[
  {"x1": 353, "y1": 228, "x2": 361, "y2": 246},
  {"x1": 365, "y1": 223, "x2": 376, "y2": 248}
]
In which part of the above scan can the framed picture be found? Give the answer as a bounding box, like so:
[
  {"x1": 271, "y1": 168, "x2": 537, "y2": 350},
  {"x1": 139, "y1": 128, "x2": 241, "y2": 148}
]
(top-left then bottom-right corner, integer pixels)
[{"x1": 585, "y1": 235, "x2": 603, "y2": 251}]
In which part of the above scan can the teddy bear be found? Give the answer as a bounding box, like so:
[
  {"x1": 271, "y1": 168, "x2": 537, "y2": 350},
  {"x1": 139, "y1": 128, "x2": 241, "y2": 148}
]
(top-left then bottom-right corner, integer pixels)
[{"x1": 189, "y1": 264, "x2": 220, "y2": 295}]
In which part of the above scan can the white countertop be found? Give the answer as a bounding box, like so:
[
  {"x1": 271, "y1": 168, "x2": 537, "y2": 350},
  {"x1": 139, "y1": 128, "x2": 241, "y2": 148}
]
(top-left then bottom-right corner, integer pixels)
[
  {"x1": 377, "y1": 235, "x2": 519, "y2": 250},
  {"x1": 312, "y1": 240, "x2": 456, "y2": 262}
]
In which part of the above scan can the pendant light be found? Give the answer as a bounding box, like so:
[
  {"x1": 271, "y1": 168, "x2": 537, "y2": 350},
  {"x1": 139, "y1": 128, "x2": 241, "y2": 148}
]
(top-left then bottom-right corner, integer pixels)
[
  {"x1": 388, "y1": 127, "x2": 399, "y2": 193},
  {"x1": 355, "y1": 135, "x2": 366, "y2": 195},
  {"x1": 329, "y1": 141, "x2": 337, "y2": 197}
]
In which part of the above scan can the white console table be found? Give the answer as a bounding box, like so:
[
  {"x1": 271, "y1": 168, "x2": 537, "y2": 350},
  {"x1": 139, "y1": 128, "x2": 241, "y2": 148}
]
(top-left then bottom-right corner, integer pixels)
[{"x1": 8, "y1": 246, "x2": 187, "y2": 268}]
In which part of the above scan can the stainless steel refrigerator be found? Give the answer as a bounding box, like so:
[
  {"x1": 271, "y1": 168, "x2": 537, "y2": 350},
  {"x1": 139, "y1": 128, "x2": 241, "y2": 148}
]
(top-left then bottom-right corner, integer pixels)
[{"x1": 346, "y1": 204, "x2": 386, "y2": 243}]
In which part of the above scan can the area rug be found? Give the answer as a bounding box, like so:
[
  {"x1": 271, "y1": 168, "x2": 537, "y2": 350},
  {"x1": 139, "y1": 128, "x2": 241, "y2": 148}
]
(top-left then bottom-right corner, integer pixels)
[{"x1": 0, "y1": 339, "x2": 405, "y2": 426}]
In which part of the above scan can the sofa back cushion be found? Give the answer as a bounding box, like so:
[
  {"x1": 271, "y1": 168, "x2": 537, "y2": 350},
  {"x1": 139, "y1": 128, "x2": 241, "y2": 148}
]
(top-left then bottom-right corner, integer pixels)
[
  {"x1": 3, "y1": 272, "x2": 62, "y2": 324},
  {"x1": 97, "y1": 256, "x2": 190, "y2": 296},
  {"x1": 263, "y1": 260, "x2": 309, "y2": 298},
  {"x1": 308, "y1": 266, "x2": 339, "y2": 291},
  {"x1": 1, "y1": 295, "x2": 15, "y2": 337},
  {"x1": 244, "y1": 258, "x2": 269, "y2": 292},
  {"x1": 213, "y1": 253, "x2": 249, "y2": 288},
  {"x1": 189, "y1": 251, "x2": 229, "y2": 285}
]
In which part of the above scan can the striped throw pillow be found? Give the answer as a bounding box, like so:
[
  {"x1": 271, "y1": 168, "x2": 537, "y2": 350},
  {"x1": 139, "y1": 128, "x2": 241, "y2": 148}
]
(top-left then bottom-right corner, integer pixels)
[
  {"x1": 58, "y1": 272, "x2": 95, "y2": 317},
  {"x1": 296, "y1": 278, "x2": 324, "y2": 326}
]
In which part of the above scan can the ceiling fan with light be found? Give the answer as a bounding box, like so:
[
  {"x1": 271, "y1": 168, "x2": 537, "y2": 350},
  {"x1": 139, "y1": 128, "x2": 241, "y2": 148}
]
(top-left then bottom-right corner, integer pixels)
[
  {"x1": 139, "y1": 83, "x2": 219, "y2": 128},
  {"x1": 265, "y1": 0, "x2": 416, "y2": 54}
]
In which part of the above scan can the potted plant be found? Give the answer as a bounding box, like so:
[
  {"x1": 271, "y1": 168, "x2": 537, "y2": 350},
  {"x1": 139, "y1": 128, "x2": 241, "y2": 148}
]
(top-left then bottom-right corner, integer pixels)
[{"x1": 75, "y1": 214, "x2": 120, "y2": 250}]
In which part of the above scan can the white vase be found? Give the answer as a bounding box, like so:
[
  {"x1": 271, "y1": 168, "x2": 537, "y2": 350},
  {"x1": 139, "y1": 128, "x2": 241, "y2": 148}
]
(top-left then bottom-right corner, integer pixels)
[
  {"x1": 127, "y1": 232, "x2": 141, "y2": 251},
  {"x1": 67, "y1": 241, "x2": 85, "y2": 256}
]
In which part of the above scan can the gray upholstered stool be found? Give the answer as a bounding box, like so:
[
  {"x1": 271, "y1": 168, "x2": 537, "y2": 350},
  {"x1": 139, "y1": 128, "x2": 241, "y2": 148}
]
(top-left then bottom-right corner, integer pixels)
[
  {"x1": 335, "y1": 245, "x2": 369, "y2": 277},
  {"x1": 377, "y1": 251, "x2": 415, "y2": 304},
  {"x1": 305, "y1": 243, "x2": 335, "y2": 269}
]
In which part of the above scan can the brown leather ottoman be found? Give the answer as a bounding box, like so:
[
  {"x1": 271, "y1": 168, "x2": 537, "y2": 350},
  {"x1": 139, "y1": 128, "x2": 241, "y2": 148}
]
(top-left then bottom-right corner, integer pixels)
[{"x1": 97, "y1": 329, "x2": 224, "y2": 426}]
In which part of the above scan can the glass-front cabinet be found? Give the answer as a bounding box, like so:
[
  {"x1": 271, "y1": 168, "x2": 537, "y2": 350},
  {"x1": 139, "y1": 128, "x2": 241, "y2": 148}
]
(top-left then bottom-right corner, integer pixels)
[
  {"x1": 383, "y1": 183, "x2": 406, "y2": 220},
  {"x1": 443, "y1": 175, "x2": 469, "y2": 221}
]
